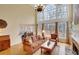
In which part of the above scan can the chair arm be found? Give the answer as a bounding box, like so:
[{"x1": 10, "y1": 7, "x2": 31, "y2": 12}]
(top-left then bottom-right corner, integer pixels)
[
  {"x1": 56, "y1": 37, "x2": 59, "y2": 42},
  {"x1": 23, "y1": 41, "x2": 31, "y2": 46}
]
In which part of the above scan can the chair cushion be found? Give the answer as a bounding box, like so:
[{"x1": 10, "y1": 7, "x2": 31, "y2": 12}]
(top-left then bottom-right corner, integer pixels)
[
  {"x1": 31, "y1": 36, "x2": 37, "y2": 42},
  {"x1": 28, "y1": 37, "x2": 33, "y2": 44},
  {"x1": 31, "y1": 42, "x2": 38, "y2": 48}
]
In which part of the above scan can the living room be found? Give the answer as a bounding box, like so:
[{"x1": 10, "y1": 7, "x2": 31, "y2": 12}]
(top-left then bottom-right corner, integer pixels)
[{"x1": 0, "y1": 4, "x2": 79, "y2": 55}]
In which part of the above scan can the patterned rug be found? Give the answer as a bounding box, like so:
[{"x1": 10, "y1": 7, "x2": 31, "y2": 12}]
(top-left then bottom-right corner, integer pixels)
[
  {"x1": 52, "y1": 45, "x2": 75, "y2": 55},
  {"x1": 65, "y1": 46, "x2": 76, "y2": 55},
  {"x1": 33, "y1": 43, "x2": 76, "y2": 55}
]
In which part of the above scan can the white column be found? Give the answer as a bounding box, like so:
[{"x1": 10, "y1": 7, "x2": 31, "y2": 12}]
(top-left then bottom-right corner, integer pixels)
[{"x1": 67, "y1": 4, "x2": 73, "y2": 45}]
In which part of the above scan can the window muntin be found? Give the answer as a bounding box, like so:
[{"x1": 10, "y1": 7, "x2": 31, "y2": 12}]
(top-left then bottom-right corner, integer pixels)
[
  {"x1": 37, "y1": 4, "x2": 68, "y2": 21},
  {"x1": 37, "y1": 4, "x2": 68, "y2": 39}
]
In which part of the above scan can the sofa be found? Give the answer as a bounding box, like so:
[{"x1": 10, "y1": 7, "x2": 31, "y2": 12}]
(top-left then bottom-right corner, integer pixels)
[{"x1": 22, "y1": 34, "x2": 45, "y2": 54}]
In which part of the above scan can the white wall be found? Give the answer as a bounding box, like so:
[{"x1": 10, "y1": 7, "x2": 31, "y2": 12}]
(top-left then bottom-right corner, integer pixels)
[{"x1": 0, "y1": 4, "x2": 35, "y2": 46}]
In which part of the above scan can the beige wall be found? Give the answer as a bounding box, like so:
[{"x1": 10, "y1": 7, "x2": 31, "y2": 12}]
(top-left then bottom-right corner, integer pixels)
[{"x1": 0, "y1": 4, "x2": 35, "y2": 46}]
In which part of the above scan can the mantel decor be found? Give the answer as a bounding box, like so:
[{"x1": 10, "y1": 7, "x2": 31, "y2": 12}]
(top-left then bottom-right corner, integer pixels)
[{"x1": 0, "y1": 19, "x2": 7, "y2": 28}]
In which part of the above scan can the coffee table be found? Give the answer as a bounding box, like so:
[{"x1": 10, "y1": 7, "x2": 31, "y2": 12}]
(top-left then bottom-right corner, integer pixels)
[{"x1": 41, "y1": 40, "x2": 56, "y2": 54}]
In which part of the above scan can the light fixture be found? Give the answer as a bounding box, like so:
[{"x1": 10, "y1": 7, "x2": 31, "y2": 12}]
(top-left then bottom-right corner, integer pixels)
[{"x1": 35, "y1": 4, "x2": 44, "y2": 12}]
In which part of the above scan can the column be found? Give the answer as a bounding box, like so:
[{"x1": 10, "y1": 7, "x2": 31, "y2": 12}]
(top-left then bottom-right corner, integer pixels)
[
  {"x1": 35, "y1": 9, "x2": 38, "y2": 35},
  {"x1": 67, "y1": 4, "x2": 73, "y2": 44}
]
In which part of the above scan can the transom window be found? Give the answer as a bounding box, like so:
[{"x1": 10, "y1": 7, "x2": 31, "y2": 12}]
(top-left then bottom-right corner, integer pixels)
[{"x1": 37, "y1": 4, "x2": 68, "y2": 22}]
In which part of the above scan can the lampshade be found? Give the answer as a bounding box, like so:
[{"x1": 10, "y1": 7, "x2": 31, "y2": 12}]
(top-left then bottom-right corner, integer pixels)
[{"x1": 42, "y1": 30, "x2": 45, "y2": 33}]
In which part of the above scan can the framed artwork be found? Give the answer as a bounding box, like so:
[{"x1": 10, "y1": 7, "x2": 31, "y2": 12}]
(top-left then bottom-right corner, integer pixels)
[{"x1": 0, "y1": 19, "x2": 7, "y2": 29}]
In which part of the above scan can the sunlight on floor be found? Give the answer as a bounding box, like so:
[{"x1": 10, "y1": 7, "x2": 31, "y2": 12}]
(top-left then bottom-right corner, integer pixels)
[{"x1": 0, "y1": 42, "x2": 73, "y2": 55}]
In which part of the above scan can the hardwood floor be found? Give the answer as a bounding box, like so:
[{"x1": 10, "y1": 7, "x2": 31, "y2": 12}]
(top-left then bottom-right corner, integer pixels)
[
  {"x1": 0, "y1": 42, "x2": 73, "y2": 55},
  {"x1": 0, "y1": 43, "x2": 28, "y2": 55}
]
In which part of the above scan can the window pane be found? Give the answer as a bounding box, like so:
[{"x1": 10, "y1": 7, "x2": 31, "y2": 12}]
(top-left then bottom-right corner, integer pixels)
[
  {"x1": 58, "y1": 22, "x2": 66, "y2": 39},
  {"x1": 44, "y1": 23, "x2": 55, "y2": 35}
]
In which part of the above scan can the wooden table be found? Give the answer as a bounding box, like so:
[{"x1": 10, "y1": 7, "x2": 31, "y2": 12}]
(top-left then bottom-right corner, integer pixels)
[{"x1": 41, "y1": 40, "x2": 56, "y2": 55}]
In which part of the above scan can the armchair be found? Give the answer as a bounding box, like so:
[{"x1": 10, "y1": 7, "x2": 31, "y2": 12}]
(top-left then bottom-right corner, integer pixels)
[{"x1": 50, "y1": 33, "x2": 58, "y2": 45}]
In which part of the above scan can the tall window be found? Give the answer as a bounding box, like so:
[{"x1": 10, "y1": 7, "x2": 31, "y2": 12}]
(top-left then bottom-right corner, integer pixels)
[
  {"x1": 44, "y1": 23, "x2": 55, "y2": 35},
  {"x1": 37, "y1": 4, "x2": 68, "y2": 25},
  {"x1": 73, "y1": 4, "x2": 79, "y2": 25},
  {"x1": 57, "y1": 4, "x2": 68, "y2": 19},
  {"x1": 37, "y1": 4, "x2": 68, "y2": 21},
  {"x1": 37, "y1": 4, "x2": 68, "y2": 39},
  {"x1": 44, "y1": 4, "x2": 56, "y2": 20}
]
